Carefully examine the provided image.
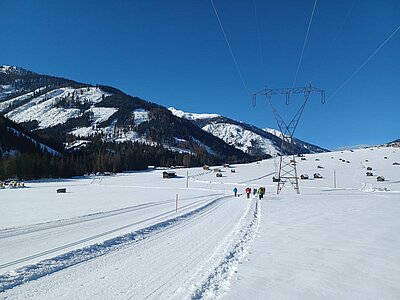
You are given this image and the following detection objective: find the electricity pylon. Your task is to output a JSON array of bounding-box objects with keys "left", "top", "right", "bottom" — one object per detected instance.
[{"left": 253, "top": 82, "right": 325, "bottom": 194}]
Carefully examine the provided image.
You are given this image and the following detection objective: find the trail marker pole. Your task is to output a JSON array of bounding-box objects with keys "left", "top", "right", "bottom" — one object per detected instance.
[
  {"left": 176, "top": 194, "right": 179, "bottom": 212},
  {"left": 334, "top": 170, "right": 337, "bottom": 189},
  {"left": 253, "top": 82, "right": 325, "bottom": 194}
]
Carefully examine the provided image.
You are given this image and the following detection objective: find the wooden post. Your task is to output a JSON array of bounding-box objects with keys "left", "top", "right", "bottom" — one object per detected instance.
[{"left": 176, "top": 194, "right": 178, "bottom": 212}]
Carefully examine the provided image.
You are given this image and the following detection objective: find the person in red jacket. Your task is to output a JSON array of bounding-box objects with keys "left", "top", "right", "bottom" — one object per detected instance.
[{"left": 245, "top": 187, "right": 251, "bottom": 199}]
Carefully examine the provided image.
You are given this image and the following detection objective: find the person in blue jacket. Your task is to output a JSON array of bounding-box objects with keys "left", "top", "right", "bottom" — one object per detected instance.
[{"left": 233, "top": 187, "right": 238, "bottom": 197}]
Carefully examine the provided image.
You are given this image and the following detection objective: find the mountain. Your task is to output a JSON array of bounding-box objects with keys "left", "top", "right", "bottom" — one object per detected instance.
[
  {"left": 387, "top": 139, "right": 400, "bottom": 147},
  {"left": 168, "top": 107, "right": 327, "bottom": 157},
  {"left": 0, "top": 66, "right": 249, "bottom": 164},
  {"left": 0, "top": 114, "right": 61, "bottom": 158}
]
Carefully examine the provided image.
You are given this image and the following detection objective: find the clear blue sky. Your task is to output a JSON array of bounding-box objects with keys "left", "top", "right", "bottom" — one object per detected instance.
[{"left": 1, "top": 0, "right": 399, "bottom": 149}]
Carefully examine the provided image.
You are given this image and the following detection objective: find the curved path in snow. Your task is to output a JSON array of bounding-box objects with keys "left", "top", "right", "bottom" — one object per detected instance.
[{"left": 1, "top": 194, "right": 260, "bottom": 299}]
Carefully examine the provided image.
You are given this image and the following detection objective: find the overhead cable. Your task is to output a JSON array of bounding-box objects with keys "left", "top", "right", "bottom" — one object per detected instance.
[
  {"left": 292, "top": 0, "right": 318, "bottom": 88},
  {"left": 210, "top": 0, "right": 251, "bottom": 96},
  {"left": 328, "top": 24, "right": 400, "bottom": 101}
]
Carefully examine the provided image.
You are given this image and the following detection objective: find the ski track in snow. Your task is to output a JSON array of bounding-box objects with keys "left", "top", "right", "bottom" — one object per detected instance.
[
  {"left": 0, "top": 195, "right": 224, "bottom": 273},
  {"left": 0, "top": 193, "right": 221, "bottom": 239},
  {"left": 0, "top": 196, "right": 230, "bottom": 292},
  {"left": 191, "top": 199, "right": 261, "bottom": 299}
]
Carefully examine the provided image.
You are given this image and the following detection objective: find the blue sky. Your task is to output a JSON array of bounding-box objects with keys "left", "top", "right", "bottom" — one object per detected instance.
[{"left": 1, "top": 0, "right": 399, "bottom": 149}]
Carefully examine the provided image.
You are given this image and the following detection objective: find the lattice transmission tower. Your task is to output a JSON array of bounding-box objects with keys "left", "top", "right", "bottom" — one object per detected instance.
[{"left": 253, "top": 82, "right": 325, "bottom": 194}]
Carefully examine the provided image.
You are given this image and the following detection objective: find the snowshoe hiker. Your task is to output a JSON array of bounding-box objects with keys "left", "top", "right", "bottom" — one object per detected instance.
[
  {"left": 245, "top": 187, "right": 251, "bottom": 199},
  {"left": 233, "top": 187, "right": 238, "bottom": 197},
  {"left": 257, "top": 187, "right": 265, "bottom": 200}
]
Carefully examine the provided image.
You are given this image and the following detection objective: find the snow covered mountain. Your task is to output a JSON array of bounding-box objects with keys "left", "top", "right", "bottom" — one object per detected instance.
[
  {"left": 0, "top": 66, "right": 248, "bottom": 161},
  {"left": 387, "top": 138, "right": 400, "bottom": 147},
  {"left": 169, "top": 107, "right": 327, "bottom": 157},
  {"left": 0, "top": 114, "right": 61, "bottom": 158}
]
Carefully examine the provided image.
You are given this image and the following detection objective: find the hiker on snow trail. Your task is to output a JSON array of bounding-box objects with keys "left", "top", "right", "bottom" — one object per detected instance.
[
  {"left": 233, "top": 187, "right": 238, "bottom": 197},
  {"left": 245, "top": 187, "right": 251, "bottom": 199},
  {"left": 257, "top": 187, "right": 265, "bottom": 200}
]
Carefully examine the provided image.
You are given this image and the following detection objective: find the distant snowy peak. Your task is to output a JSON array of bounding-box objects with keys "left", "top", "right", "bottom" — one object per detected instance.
[
  {"left": 264, "top": 128, "right": 284, "bottom": 138},
  {"left": 171, "top": 107, "right": 327, "bottom": 156},
  {"left": 168, "top": 107, "right": 220, "bottom": 121},
  {"left": 0, "top": 65, "right": 33, "bottom": 75},
  {"left": 203, "top": 123, "right": 279, "bottom": 156}
]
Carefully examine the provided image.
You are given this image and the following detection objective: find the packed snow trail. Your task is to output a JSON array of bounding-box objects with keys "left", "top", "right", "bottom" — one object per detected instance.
[
  {"left": 1, "top": 195, "right": 259, "bottom": 298},
  {"left": 0, "top": 194, "right": 222, "bottom": 272}
]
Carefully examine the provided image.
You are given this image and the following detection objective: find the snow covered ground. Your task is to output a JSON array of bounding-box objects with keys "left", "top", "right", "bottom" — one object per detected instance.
[{"left": 0, "top": 147, "right": 399, "bottom": 299}]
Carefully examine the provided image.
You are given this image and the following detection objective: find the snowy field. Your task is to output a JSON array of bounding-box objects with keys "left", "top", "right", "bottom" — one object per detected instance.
[{"left": 1, "top": 147, "right": 400, "bottom": 299}]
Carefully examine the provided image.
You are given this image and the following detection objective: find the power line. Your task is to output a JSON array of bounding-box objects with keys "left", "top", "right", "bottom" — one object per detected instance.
[
  {"left": 328, "top": 24, "right": 400, "bottom": 101},
  {"left": 292, "top": 0, "right": 318, "bottom": 88},
  {"left": 209, "top": 0, "right": 251, "bottom": 96},
  {"left": 253, "top": 0, "right": 265, "bottom": 72},
  {"left": 330, "top": 0, "right": 357, "bottom": 48}
]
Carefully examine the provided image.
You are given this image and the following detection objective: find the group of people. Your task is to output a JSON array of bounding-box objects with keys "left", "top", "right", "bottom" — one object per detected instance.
[{"left": 232, "top": 186, "right": 266, "bottom": 199}]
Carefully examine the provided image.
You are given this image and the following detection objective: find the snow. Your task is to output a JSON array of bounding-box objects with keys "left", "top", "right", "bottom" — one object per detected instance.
[
  {"left": 264, "top": 127, "right": 283, "bottom": 138},
  {"left": 192, "top": 137, "right": 216, "bottom": 155},
  {"left": 203, "top": 122, "right": 280, "bottom": 156},
  {"left": 169, "top": 107, "right": 220, "bottom": 120},
  {"left": 5, "top": 87, "right": 111, "bottom": 129},
  {"left": 87, "top": 107, "right": 118, "bottom": 124},
  {"left": 64, "top": 140, "right": 91, "bottom": 151},
  {"left": 0, "top": 87, "right": 46, "bottom": 112},
  {"left": 0, "top": 84, "right": 20, "bottom": 101},
  {"left": 133, "top": 108, "right": 149, "bottom": 125},
  {"left": 1, "top": 146, "right": 400, "bottom": 299},
  {"left": 0, "top": 65, "right": 20, "bottom": 74}
]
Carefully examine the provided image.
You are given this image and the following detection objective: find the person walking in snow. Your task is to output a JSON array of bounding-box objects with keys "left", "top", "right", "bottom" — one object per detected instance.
[
  {"left": 233, "top": 187, "right": 238, "bottom": 197},
  {"left": 257, "top": 187, "right": 265, "bottom": 200},
  {"left": 245, "top": 187, "right": 251, "bottom": 199},
  {"left": 253, "top": 188, "right": 257, "bottom": 196}
]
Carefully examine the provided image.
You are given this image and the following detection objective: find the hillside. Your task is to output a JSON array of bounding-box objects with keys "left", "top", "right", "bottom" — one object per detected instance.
[
  {"left": 169, "top": 107, "right": 327, "bottom": 156},
  {"left": 0, "top": 66, "right": 250, "bottom": 164},
  {"left": 0, "top": 114, "right": 61, "bottom": 158}
]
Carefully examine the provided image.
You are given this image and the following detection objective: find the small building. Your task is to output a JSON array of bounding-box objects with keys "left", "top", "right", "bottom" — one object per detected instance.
[
  {"left": 367, "top": 167, "right": 373, "bottom": 171},
  {"left": 223, "top": 163, "right": 230, "bottom": 168},
  {"left": 301, "top": 157, "right": 306, "bottom": 161},
  {"left": 216, "top": 172, "right": 222, "bottom": 177},
  {"left": 313, "top": 173, "right": 323, "bottom": 179},
  {"left": 377, "top": 176, "right": 385, "bottom": 182},
  {"left": 163, "top": 171, "right": 176, "bottom": 179},
  {"left": 384, "top": 157, "right": 388, "bottom": 159},
  {"left": 346, "top": 160, "right": 350, "bottom": 163},
  {"left": 230, "top": 169, "right": 236, "bottom": 173},
  {"left": 317, "top": 165, "right": 324, "bottom": 169},
  {"left": 300, "top": 174, "right": 309, "bottom": 180},
  {"left": 213, "top": 168, "right": 222, "bottom": 173},
  {"left": 57, "top": 188, "right": 67, "bottom": 193},
  {"left": 272, "top": 176, "right": 280, "bottom": 182},
  {"left": 315, "top": 158, "right": 320, "bottom": 161},
  {"left": 393, "top": 162, "right": 400, "bottom": 166},
  {"left": 366, "top": 172, "right": 373, "bottom": 176},
  {"left": 203, "top": 165, "right": 210, "bottom": 170}
]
